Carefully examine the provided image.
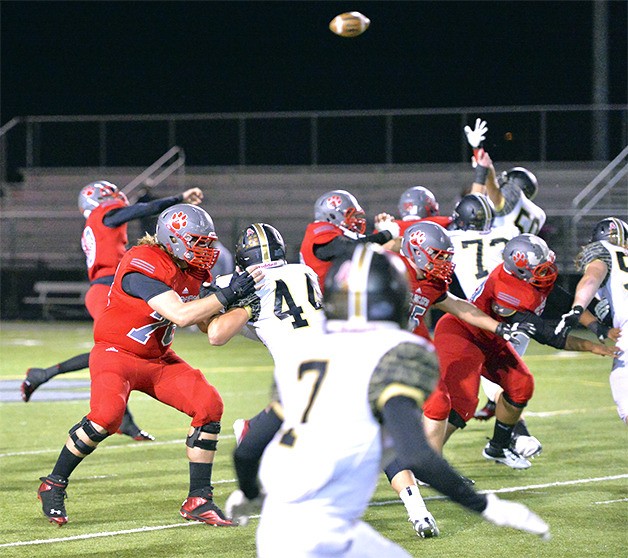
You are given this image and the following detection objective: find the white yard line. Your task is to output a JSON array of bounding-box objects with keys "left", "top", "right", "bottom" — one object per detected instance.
[{"left": 1, "top": 474, "right": 626, "bottom": 548}]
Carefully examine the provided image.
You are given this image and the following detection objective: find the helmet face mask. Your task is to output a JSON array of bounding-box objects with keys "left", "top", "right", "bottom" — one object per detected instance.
[
  {"left": 398, "top": 186, "right": 439, "bottom": 219},
  {"left": 452, "top": 194, "right": 494, "bottom": 231},
  {"left": 235, "top": 223, "right": 286, "bottom": 269},
  {"left": 498, "top": 167, "right": 539, "bottom": 201},
  {"left": 502, "top": 233, "right": 557, "bottom": 288},
  {"left": 401, "top": 222, "right": 455, "bottom": 284},
  {"left": 78, "top": 180, "right": 128, "bottom": 216},
  {"left": 314, "top": 190, "right": 366, "bottom": 234},
  {"left": 590, "top": 217, "right": 628, "bottom": 247},
  {"left": 324, "top": 243, "right": 410, "bottom": 327},
  {"left": 155, "top": 204, "right": 220, "bottom": 270}
]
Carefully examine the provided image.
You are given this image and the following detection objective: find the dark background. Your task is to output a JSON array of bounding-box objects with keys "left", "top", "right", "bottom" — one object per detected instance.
[{"left": 2, "top": 0, "right": 627, "bottom": 123}]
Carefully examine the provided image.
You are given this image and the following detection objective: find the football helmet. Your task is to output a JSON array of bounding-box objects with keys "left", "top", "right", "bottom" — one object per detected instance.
[
  {"left": 590, "top": 217, "right": 628, "bottom": 247},
  {"left": 498, "top": 167, "right": 539, "bottom": 201},
  {"left": 155, "top": 204, "right": 220, "bottom": 270},
  {"left": 451, "top": 194, "right": 494, "bottom": 231},
  {"left": 78, "top": 180, "right": 128, "bottom": 217},
  {"left": 398, "top": 186, "right": 439, "bottom": 219},
  {"left": 401, "top": 221, "right": 455, "bottom": 284},
  {"left": 502, "top": 234, "right": 557, "bottom": 287},
  {"left": 324, "top": 243, "right": 410, "bottom": 327},
  {"left": 235, "top": 223, "right": 286, "bottom": 269},
  {"left": 314, "top": 190, "right": 367, "bottom": 234}
]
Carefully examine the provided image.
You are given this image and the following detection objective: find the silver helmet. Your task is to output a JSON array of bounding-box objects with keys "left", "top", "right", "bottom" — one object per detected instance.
[
  {"left": 155, "top": 204, "right": 220, "bottom": 270},
  {"left": 401, "top": 221, "right": 455, "bottom": 284},
  {"left": 398, "top": 186, "right": 439, "bottom": 219},
  {"left": 314, "top": 190, "right": 366, "bottom": 234},
  {"left": 78, "top": 180, "right": 128, "bottom": 217},
  {"left": 498, "top": 167, "right": 539, "bottom": 201},
  {"left": 502, "top": 234, "right": 557, "bottom": 287}
]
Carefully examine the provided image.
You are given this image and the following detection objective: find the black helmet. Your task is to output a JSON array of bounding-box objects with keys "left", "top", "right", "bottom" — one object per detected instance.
[
  {"left": 590, "top": 217, "right": 628, "bottom": 247},
  {"left": 451, "top": 194, "right": 494, "bottom": 231},
  {"left": 235, "top": 223, "right": 286, "bottom": 269},
  {"left": 323, "top": 243, "right": 410, "bottom": 327},
  {"left": 498, "top": 167, "right": 539, "bottom": 201}
]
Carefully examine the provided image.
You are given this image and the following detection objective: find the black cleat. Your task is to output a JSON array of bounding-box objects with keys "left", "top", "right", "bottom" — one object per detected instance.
[
  {"left": 21, "top": 368, "right": 49, "bottom": 402},
  {"left": 116, "top": 413, "right": 155, "bottom": 441},
  {"left": 38, "top": 476, "right": 68, "bottom": 525}
]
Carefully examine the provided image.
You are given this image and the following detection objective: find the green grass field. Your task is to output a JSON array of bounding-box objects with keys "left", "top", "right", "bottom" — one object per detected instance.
[{"left": 1, "top": 321, "right": 626, "bottom": 558}]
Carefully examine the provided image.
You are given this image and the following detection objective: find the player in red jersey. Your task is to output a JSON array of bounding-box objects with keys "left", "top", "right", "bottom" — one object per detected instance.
[
  {"left": 36, "top": 204, "right": 260, "bottom": 526},
  {"left": 385, "top": 220, "right": 535, "bottom": 537},
  {"left": 424, "top": 234, "right": 620, "bottom": 469},
  {"left": 21, "top": 181, "right": 205, "bottom": 439},
  {"left": 395, "top": 185, "right": 453, "bottom": 236},
  {"left": 300, "top": 189, "right": 400, "bottom": 291}
]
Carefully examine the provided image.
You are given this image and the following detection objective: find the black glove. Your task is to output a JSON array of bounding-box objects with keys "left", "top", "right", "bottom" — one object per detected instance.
[
  {"left": 215, "top": 271, "right": 255, "bottom": 307},
  {"left": 199, "top": 281, "right": 218, "bottom": 299},
  {"left": 496, "top": 321, "right": 537, "bottom": 344},
  {"left": 587, "top": 320, "right": 611, "bottom": 341},
  {"left": 554, "top": 305, "right": 584, "bottom": 336},
  {"left": 593, "top": 298, "right": 610, "bottom": 323}
]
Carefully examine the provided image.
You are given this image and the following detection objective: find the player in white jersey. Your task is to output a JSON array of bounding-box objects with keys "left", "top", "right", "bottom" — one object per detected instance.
[
  {"left": 556, "top": 217, "right": 628, "bottom": 424},
  {"left": 203, "top": 223, "right": 326, "bottom": 505},
  {"left": 464, "top": 118, "right": 546, "bottom": 235},
  {"left": 448, "top": 193, "right": 520, "bottom": 300},
  {"left": 231, "top": 244, "right": 550, "bottom": 556}
]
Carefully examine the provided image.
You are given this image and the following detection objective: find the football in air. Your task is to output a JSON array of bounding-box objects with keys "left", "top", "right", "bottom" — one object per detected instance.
[{"left": 329, "top": 12, "right": 370, "bottom": 38}]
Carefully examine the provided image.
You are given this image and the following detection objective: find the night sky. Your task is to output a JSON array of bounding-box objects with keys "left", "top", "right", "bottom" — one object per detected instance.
[{"left": 2, "top": 1, "right": 626, "bottom": 124}]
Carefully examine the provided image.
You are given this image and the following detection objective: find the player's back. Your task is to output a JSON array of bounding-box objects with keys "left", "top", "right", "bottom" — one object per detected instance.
[
  {"left": 260, "top": 326, "right": 425, "bottom": 515},
  {"left": 493, "top": 186, "right": 546, "bottom": 235}
]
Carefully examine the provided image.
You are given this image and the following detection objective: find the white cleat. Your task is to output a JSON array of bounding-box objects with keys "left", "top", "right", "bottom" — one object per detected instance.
[
  {"left": 409, "top": 513, "right": 440, "bottom": 538},
  {"left": 513, "top": 435, "right": 542, "bottom": 459},
  {"left": 483, "top": 443, "right": 531, "bottom": 469}
]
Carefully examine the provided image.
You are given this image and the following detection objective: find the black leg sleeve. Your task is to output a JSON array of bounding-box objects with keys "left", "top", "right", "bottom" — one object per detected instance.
[
  {"left": 234, "top": 407, "right": 282, "bottom": 500},
  {"left": 382, "top": 396, "right": 487, "bottom": 513}
]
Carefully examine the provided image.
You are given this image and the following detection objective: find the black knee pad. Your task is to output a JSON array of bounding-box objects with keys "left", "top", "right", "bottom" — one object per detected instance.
[
  {"left": 68, "top": 416, "right": 109, "bottom": 455},
  {"left": 383, "top": 458, "right": 405, "bottom": 483},
  {"left": 502, "top": 392, "right": 527, "bottom": 409},
  {"left": 186, "top": 421, "right": 221, "bottom": 451},
  {"left": 448, "top": 409, "right": 467, "bottom": 430}
]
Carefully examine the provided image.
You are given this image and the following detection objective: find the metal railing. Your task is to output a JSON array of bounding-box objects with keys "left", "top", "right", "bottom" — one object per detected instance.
[{"left": 1, "top": 105, "right": 627, "bottom": 178}]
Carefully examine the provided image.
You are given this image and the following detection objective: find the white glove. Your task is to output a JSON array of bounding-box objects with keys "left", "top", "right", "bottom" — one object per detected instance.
[
  {"left": 375, "top": 219, "right": 400, "bottom": 239},
  {"left": 225, "top": 489, "right": 265, "bottom": 526},
  {"left": 464, "top": 118, "right": 488, "bottom": 148},
  {"left": 554, "top": 305, "right": 584, "bottom": 336},
  {"left": 482, "top": 494, "right": 550, "bottom": 540}
]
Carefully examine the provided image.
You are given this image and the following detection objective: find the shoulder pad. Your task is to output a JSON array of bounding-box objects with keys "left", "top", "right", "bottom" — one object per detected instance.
[{"left": 368, "top": 342, "right": 439, "bottom": 420}]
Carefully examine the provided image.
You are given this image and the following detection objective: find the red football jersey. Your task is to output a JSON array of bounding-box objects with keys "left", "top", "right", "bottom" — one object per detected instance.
[
  {"left": 463, "top": 263, "right": 554, "bottom": 343},
  {"left": 81, "top": 200, "right": 129, "bottom": 281},
  {"left": 299, "top": 221, "right": 345, "bottom": 291},
  {"left": 94, "top": 244, "right": 204, "bottom": 358},
  {"left": 399, "top": 254, "right": 448, "bottom": 340}
]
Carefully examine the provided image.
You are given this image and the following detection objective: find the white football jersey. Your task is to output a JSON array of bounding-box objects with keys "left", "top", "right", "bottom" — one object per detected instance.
[
  {"left": 493, "top": 183, "right": 546, "bottom": 234},
  {"left": 259, "top": 326, "right": 433, "bottom": 516},
  {"left": 590, "top": 241, "right": 628, "bottom": 329},
  {"left": 448, "top": 224, "right": 520, "bottom": 299},
  {"left": 215, "top": 262, "right": 326, "bottom": 358}
]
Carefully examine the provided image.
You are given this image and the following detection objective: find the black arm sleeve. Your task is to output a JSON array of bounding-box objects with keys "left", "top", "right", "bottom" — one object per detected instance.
[
  {"left": 313, "top": 231, "right": 393, "bottom": 261},
  {"left": 506, "top": 310, "right": 567, "bottom": 349},
  {"left": 381, "top": 396, "right": 487, "bottom": 513},
  {"left": 103, "top": 195, "right": 183, "bottom": 227},
  {"left": 121, "top": 272, "right": 172, "bottom": 301}
]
